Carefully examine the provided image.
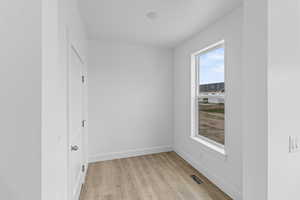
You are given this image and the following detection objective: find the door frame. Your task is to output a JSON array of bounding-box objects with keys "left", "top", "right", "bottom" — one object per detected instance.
[{"left": 66, "top": 28, "right": 87, "bottom": 200}]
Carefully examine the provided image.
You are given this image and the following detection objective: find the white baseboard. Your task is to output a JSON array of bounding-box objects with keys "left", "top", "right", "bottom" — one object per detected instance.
[
  {"left": 174, "top": 148, "right": 243, "bottom": 200},
  {"left": 89, "top": 145, "right": 173, "bottom": 163}
]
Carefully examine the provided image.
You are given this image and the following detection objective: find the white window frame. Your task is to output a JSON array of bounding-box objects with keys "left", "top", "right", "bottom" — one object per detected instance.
[{"left": 190, "top": 40, "right": 227, "bottom": 156}]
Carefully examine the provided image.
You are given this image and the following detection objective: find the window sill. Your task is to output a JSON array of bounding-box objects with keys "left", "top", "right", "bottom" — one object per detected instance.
[{"left": 190, "top": 136, "right": 227, "bottom": 159}]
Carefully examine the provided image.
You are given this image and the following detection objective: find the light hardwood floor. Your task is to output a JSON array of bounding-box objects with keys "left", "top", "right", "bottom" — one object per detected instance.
[{"left": 80, "top": 152, "right": 232, "bottom": 200}]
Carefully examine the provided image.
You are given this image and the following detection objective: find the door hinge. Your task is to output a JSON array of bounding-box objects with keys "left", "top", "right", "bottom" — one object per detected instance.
[
  {"left": 82, "top": 120, "right": 86, "bottom": 128},
  {"left": 82, "top": 75, "right": 85, "bottom": 83}
]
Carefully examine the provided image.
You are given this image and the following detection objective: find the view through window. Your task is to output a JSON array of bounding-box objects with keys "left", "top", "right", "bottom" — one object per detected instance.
[{"left": 196, "top": 43, "right": 225, "bottom": 145}]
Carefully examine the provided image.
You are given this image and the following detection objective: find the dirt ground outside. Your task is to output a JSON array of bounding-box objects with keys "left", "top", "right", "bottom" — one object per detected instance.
[{"left": 198, "top": 103, "right": 224, "bottom": 145}]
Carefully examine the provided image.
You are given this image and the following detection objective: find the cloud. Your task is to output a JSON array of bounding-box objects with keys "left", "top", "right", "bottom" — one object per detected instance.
[
  {"left": 212, "top": 64, "right": 224, "bottom": 73},
  {"left": 204, "top": 47, "right": 224, "bottom": 61},
  {"left": 207, "top": 53, "right": 224, "bottom": 61}
]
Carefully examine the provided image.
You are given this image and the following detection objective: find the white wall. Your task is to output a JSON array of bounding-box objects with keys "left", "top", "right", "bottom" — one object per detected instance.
[
  {"left": 243, "top": 1, "right": 300, "bottom": 199},
  {"left": 0, "top": 1, "right": 41, "bottom": 200},
  {"left": 242, "top": 0, "right": 268, "bottom": 199},
  {"left": 173, "top": 8, "right": 243, "bottom": 199},
  {"left": 88, "top": 41, "right": 173, "bottom": 162},
  {"left": 268, "top": 1, "right": 300, "bottom": 199},
  {"left": 42, "top": 0, "right": 87, "bottom": 200},
  {"left": 243, "top": 0, "right": 300, "bottom": 200},
  {"left": 0, "top": 1, "right": 87, "bottom": 199}
]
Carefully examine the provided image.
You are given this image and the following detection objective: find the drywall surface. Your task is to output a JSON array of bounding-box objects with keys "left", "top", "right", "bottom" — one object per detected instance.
[
  {"left": 268, "top": 0, "right": 300, "bottom": 199},
  {"left": 243, "top": 1, "right": 300, "bottom": 199},
  {"left": 88, "top": 41, "right": 173, "bottom": 161},
  {"left": 0, "top": 1, "right": 41, "bottom": 200},
  {"left": 242, "top": 0, "right": 268, "bottom": 199},
  {"left": 42, "top": 0, "right": 87, "bottom": 200},
  {"left": 173, "top": 8, "right": 243, "bottom": 199}
]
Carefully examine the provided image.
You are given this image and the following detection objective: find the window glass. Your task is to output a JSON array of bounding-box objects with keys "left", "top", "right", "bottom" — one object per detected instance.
[{"left": 196, "top": 45, "right": 225, "bottom": 145}]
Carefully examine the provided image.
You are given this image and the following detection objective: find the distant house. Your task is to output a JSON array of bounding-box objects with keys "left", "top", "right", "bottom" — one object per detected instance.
[
  {"left": 199, "top": 82, "right": 225, "bottom": 104},
  {"left": 200, "top": 82, "right": 225, "bottom": 93}
]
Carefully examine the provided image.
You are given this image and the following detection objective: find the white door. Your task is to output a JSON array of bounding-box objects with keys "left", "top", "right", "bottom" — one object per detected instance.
[{"left": 68, "top": 45, "right": 84, "bottom": 200}]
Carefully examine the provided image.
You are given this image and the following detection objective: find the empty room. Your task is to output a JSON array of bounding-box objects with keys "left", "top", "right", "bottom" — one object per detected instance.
[{"left": 1, "top": 0, "right": 300, "bottom": 200}]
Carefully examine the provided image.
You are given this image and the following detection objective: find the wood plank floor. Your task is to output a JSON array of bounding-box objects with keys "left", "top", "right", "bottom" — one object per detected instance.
[{"left": 80, "top": 152, "right": 232, "bottom": 200}]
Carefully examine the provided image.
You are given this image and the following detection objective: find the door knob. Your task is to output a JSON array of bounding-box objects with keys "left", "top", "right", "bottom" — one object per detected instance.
[{"left": 71, "top": 145, "right": 79, "bottom": 151}]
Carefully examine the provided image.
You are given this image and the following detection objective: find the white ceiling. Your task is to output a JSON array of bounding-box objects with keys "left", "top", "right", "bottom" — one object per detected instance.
[{"left": 79, "top": 0, "right": 242, "bottom": 47}]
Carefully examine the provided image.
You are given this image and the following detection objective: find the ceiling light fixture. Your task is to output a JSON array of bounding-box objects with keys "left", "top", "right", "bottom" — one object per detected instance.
[{"left": 146, "top": 11, "right": 158, "bottom": 20}]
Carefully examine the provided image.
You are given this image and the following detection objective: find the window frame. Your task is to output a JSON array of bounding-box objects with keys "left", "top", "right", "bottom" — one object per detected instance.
[{"left": 190, "top": 40, "right": 227, "bottom": 155}]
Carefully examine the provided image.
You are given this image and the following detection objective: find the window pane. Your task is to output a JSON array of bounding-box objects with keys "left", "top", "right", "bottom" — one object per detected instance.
[{"left": 197, "top": 46, "right": 225, "bottom": 145}]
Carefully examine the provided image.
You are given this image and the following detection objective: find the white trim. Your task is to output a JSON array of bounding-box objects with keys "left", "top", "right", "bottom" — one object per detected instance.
[
  {"left": 190, "top": 40, "right": 227, "bottom": 154},
  {"left": 82, "top": 163, "right": 89, "bottom": 183},
  {"left": 73, "top": 180, "right": 82, "bottom": 200},
  {"left": 190, "top": 136, "right": 226, "bottom": 157},
  {"left": 71, "top": 45, "right": 84, "bottom": 64},
  {"left": 89, "top": 145, "right": 173, "bottom": 163},
  {"left": 67, "top": 27, "right": 87, "bottom": 200},
  {"left": 174, "top": 148, "right": 242, "bottom": 200},
  {"left": 76, "top": 163, "right": 89, "bottom": 200},
  {"left": 191, "top": 40, "right": 225, "bottom": 56}
]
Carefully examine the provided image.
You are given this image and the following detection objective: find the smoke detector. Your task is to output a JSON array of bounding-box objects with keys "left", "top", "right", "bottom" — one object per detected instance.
[{"left": 146, "top": 11, "right": 158, "bottom": 20}]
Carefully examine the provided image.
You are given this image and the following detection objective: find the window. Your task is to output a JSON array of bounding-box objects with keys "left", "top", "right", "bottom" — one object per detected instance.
[{"left": 192, "top": 41, "right": 225, "bottom": 148}]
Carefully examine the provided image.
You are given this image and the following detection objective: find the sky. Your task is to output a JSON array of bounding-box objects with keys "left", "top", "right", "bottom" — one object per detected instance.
[{"left": 197, "top": 47, "right": 224, "bottom": 85}]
